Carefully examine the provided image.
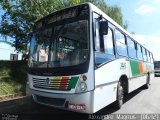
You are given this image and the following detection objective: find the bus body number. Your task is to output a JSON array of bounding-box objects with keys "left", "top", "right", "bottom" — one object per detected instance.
[{"left": 120, "top": 62, "right": 126, "bottom": 70}]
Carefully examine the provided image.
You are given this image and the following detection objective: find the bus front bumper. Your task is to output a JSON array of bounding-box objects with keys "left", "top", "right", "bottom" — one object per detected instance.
[{"left": 29, "top": 88, "right": 94, "bottom": 114}]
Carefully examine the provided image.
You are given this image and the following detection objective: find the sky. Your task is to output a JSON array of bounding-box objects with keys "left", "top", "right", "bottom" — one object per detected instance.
[
  {"left": 0, "top": 0, "right": 160, "bottom": 60},
  {"left": 105, "top": 0, "right": 160, "bottom": 61}
]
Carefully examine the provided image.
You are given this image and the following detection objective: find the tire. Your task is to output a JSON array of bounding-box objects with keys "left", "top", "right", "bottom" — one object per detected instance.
[
  {"left": 115, "top": 81, "right": 124, "bottom": 109},
  {"left": 144, "top": 74, "right": 150, "bottom": 89}
]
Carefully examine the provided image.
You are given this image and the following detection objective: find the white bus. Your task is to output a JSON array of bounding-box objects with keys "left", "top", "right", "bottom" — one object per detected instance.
[{"left": 27, "top": 3, "right": 154, "bottom": 114}]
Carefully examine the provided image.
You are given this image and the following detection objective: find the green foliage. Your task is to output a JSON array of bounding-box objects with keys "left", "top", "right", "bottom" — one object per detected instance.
[
  {"left": 0, "top": 61, "right": 27, "bottom": 84},
  {"left": 0, "top": 78, "right": 23, "bottom": 96},
  {"left": 0, "top": 0, "right": 127, "bottom": 53},
  {"left": 0, "top": 61, "right": 27, "bottom": 95}
]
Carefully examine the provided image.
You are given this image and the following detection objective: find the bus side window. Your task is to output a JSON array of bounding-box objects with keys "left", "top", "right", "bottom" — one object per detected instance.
[
  {"left": 145, "top": 50, "right": 148, "bottom": 62},
  {"left": 147, "top": 51, "right": 150, "bottom": 62},
  {"left": 142, "top": 47, "right": 147, "bottom": 61},
  {"left": 104, "top": 28, "right": 114, "bottom": 55},
  {"left": 93, "top": 13, "right": 115, "bottom": 66},
  {"left": 137, "top": 44, "right": 143, "bottom": 60},
  {"left": 127, "top": 37, "right": 137, "bottom": 59},
  {"left": 115, "top": 29, "right": 128, "bottom": 57},
  {"left": 149, "top": 52, "right": 151, "bottom": 63},
  {"left": 94, "top": 26, "right": 115, "bottom": 66},
  {"left": 95, "top": 19, "right": 100, "bottom": 51},
  {"left": 150, "top": 53, "right": 154, "bottom": 63}
]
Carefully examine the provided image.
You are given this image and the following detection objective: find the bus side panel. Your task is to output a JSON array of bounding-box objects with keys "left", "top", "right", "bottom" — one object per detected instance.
[
  {"left": 93, "top": 83, "right": 117, "bottom": 113},
  {"left": 93, "top": 58, "right": 129, "bottom": 112},
  {"left": 128, "top": 61, "right": 154, "bottom": 93},
  {"left": 149, "top": 62, "right": 155, "bottom": 80},
  {"left": 128, "top": 76, "right": 146, "bottom": 93}
]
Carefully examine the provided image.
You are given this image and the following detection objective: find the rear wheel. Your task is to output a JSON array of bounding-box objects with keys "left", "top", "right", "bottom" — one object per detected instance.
[
  {"left": 144, "top": 74, "right": 150, "bottom": 89},
  {"left": 115, "top": 81, "right": 124, "bottom": 109}
]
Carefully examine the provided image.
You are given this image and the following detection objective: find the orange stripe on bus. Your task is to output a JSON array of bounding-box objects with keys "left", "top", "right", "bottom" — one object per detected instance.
[{"left": 138, "top": 62, "right": 144, "bottom": 73}]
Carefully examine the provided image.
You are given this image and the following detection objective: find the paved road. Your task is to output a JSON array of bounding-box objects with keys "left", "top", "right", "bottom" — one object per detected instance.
[{"left": 0, "top": 77, "right": 160, "bottom": 120}]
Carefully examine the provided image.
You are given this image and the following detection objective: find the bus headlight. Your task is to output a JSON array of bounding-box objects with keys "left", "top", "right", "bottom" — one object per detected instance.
[
  {"left": 80, "top": 82, "right": 87, "bottom": 91},
  {"left": 75, "top": 81, "right": 87, "bottom": 93}
]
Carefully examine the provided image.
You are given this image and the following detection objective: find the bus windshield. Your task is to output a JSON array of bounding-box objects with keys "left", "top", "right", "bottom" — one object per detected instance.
[{"left": 29, "top": 20, "right": 89, "bottom": 68}]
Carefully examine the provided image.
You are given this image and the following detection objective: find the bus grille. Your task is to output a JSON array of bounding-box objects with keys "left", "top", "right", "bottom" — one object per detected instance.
[
  {"left": 32, "top": 76, "right": 79, "bottom": 90},
  {"left": 35, "top": 95, "right": 66, "bottom": 106}
]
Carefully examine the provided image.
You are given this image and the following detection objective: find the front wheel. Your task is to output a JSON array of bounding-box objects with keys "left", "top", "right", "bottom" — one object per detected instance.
[{"left": 115, "top": 81, "right": 124, "bottom": 109}]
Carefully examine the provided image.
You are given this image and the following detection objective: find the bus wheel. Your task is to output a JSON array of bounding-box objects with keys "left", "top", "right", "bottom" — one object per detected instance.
[
  {"left": 115, "top": 81, "right": 124, "bottom": 109},
  {"left": 144, "top": 74, "right": 150, "bottom": 89}
]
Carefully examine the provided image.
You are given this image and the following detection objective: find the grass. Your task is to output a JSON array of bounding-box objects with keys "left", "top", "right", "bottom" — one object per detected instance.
[
  {"left": 0, "top": 77, "right": 23, "bottom": 96},
  {"left": 0, "top": 61, "right": 27, "bottom": 96}
]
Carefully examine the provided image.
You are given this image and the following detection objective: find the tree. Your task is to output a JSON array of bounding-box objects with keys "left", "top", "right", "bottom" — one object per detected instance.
[{"left": 0, "top": 0, "right": 127, "bottom": 53}]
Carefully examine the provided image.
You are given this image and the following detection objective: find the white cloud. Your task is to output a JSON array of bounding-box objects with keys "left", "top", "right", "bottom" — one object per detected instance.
[
  {"left": 155, "top": 0, "right": 160, "bottom": 3},
  {"left": 135, "top": 5, "right": 156, "bottom": 15},
  {"left": 134, "top": 35, "right": 160, "bottom": 61}
]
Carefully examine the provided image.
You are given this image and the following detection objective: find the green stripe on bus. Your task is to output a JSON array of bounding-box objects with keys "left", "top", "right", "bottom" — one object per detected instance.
[
  {"left": 130, "top": 60, "right": 140, "bottom": 76},
  {"left": 68, "top": 77, "right": 79, "bottom": 89}
]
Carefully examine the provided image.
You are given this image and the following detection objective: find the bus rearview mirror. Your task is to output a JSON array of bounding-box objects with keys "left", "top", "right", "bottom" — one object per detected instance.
[
  {"left": 99, "top": 21, "right": 108, "bottom": 52},
  {"left": 99, "top": 21, "right": 108, "bottom": 35}
]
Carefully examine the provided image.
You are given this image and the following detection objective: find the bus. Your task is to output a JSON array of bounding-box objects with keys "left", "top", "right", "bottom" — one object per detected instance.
[
  {"left": 27, "top": 2, "right": 154, "bottom": 114},
  {"left": 154, "top": 61, "right": 160, "bottom": 77}
]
